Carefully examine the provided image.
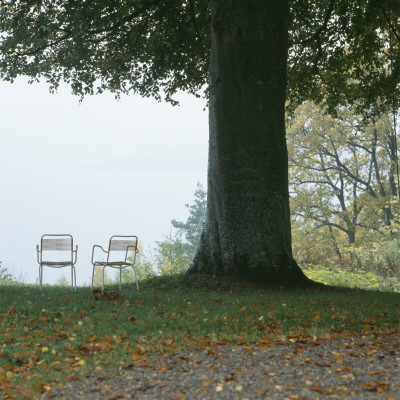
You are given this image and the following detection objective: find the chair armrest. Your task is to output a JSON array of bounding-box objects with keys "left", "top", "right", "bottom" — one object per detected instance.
[
  {"left": 36, "top": 245, "right": 41, "bottom": 264},
  {"left": 91, "top": 245, "right": 108, "bottom": 264},
  {"left": 73, "top": 245, "right": 78, "bottom": 265}
]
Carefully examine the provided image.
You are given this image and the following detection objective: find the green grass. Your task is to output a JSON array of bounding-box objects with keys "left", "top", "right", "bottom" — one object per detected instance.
[
  {"left": 0, "top": 274, "right": 400, "bottom": 397},
  {"left": 303, "top": 264, "right": 400, "bottom": 292}
]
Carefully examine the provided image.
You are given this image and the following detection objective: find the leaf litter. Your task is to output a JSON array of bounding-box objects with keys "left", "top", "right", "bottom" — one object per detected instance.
[{"left": 0, "top": 277, "right": 399, "bottom": 398}]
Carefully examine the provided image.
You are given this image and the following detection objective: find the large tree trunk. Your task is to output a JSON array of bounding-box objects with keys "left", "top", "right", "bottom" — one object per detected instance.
[{"left": 187, "top": 0, "right": 311, "bottom": 285}]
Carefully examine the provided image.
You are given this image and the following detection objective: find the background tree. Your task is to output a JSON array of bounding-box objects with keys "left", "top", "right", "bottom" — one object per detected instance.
[
  {"left": 156, "top": 232, "right": 193, "bottom": 275},
  {"left": 288, "top": 101, "right": 399, "bottom": 270},
  {"left": 1, "top": 0, "right": 399, "bottom": 285},
  {"left": 121, "top": 243, "right": 156, "bottom": 283},
  {"left": 55, "top": 274, "right": 70, "bottom": 286},
  {"left": 171, "top": 182, "right": 206, "bottom": 261},
  {"left": 156, "top": 183, "right": 206, "bottom": 274},
  {"left": 92, "top": 267, "right": 113, "bottom": 288}
]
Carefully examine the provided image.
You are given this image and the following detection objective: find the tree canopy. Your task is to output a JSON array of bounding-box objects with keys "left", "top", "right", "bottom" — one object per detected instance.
[
  {"left": 289, "top": 0, "right": 400, "bottom": 113},
  {"left": 1, "top": 0, "right": 399, "bottom": 110}
]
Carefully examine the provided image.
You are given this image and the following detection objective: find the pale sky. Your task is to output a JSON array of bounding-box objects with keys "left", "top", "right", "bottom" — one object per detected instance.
[{"left": 0, "top": 79, "right": 208, "bottom": 285}]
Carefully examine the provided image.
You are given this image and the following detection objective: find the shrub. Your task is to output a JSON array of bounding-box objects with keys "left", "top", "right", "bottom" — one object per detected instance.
[{"left": 0, "top": 262, "right": 15, "bottom": 284}]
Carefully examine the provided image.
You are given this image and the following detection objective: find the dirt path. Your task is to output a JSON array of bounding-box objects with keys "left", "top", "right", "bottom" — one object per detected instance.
[{"left": 43, "top": 334, "right": 400, "bottom": 399}]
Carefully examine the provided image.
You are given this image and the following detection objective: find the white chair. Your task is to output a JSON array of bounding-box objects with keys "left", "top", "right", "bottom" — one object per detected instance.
[
  {"left": 91, "top": 235, "right": 139, "bottom": 291},
  {"left": 36, "top": 234, "right": 77, "bottom": 290}
]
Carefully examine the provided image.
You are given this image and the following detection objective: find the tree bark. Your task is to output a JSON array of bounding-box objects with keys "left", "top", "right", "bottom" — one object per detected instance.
[{"left": 187, "top": 0, "right": 311, "bottom": 285}]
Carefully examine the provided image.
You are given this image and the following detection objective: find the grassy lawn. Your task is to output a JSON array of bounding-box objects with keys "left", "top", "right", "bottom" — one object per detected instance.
[{"left": 1, "top": 274, "right": 400, "bottom": 397}]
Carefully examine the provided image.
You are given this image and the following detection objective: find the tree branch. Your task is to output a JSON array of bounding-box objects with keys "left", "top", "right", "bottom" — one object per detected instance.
[
  {"left": 301, "top": 0, "right": 336, "bottom": 45},
  {"left": 14, "top": 32, "right": 72, "bottom": 57},
  {"left": 84, "top": 0, "right": 163, "bottom": 36},
  {"left": 314, "top": 221, "right": 349, "bottom": 234},
  {"left": 379, "top": 5, "right": 400, "bottom": 44}
]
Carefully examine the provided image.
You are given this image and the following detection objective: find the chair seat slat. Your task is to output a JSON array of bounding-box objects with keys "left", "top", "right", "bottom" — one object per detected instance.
[
  {"left": 94, "top": 261, "right": 132, "bottom": 266},
  {"left": 41, "top": 261, "right": 73, "bottom": 265}
]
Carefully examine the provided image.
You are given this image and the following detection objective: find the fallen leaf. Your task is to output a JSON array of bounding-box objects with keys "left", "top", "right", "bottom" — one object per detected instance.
[
  {"left": 87, "top": 333, "right": 97, "bottom": 342},
  {"left": 131, "top": 353, "right": 142, "bottom": 362},
  {"left": 224, "top": 373, "right": 235, "bottom": 382},
  {"left": 309, "top": 385, "right": 323, "bottom": 394},
  {"left": 315, "top": 362, "right": 331, "bottom": 367},
  {"left": 38, "top": 383, "right": 51, "bottom": 391},
  {"left": 134, "top": 344, "right": 146, "bottom": 355},
  {"left": 121, "top": 300, "right": 130, "bottom": 308},
  {"left": 216, "top": 384, "right": 223, "bottom": 392},
  {"left": 377, "top": 385, "right": 389, "bottom": 393}
]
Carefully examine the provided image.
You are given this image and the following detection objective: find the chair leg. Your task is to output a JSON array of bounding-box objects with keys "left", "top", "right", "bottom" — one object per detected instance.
[
  {"left": 91, "top": 265, "right": 95, "bottom": 290},
  {"left": 39, "top": 266, "right": 42, "bottom": 290},
  {"left": 72, "top": 267, "right": 76, "bottom": 291},
  {"left": 119, "top": 268, "right": 122, "bottom": 291},
  {"left": 102, "top": 267, "right": 105, "bottom": 292},
  {"left": 133, "top": 267, "right": 139, "bottom": 291},
  {"left": 71, "top": 266, "right": 74, "bottom": 290}
]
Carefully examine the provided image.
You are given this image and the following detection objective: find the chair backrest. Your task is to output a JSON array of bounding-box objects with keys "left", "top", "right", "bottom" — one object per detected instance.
[
  {"left": 41, "top": 234, "right": 73, "bottom": 251},
  {"left": 40, "top": 234, "right": 73, "bottom": 262},
  {"left": 108, "top": 235, "right": 138, "bottom": 260}
]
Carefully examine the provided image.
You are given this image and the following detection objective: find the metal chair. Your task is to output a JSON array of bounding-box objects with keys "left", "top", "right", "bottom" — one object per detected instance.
[
  {"left": 36, "top": 234, "right": 77, "bottom": 290},
  {"left": 91, "top": 235, "right": 139, "bottom": 291}
]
